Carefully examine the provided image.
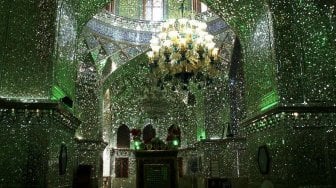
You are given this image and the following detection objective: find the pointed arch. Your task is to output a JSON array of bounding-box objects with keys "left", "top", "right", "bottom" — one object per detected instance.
[
  {"left": 117, "top": 124, "right": 130, "bottom": 148},
  {"left": 167, "top": 124, "right": 181, "bottom": 145},
  {"left": 142, "top": 124, "right": 156, "bottom": 144}
]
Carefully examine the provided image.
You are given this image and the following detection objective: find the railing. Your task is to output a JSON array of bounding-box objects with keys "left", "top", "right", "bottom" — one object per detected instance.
[
  {"left": 93, "top": 10, "right": 220, "bottom": 31},
  {"left": 194, "top": 10, "right": 220, "bottom": 22},
  {"left": 87, "top": 10, "right": 227, "bottom": 45},
  {"left": 93, "top": 10, "right": 163, "bottom": 32}
]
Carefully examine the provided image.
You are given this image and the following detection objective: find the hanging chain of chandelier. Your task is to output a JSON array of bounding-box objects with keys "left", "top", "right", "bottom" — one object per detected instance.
[{"left": 147, "top": 18, "right": 220, "bottom": 90}]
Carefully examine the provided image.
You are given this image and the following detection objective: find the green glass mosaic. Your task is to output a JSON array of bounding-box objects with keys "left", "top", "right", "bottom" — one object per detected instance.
[{"left": 116, "top": 0, "right": 141, "bottom": 19}]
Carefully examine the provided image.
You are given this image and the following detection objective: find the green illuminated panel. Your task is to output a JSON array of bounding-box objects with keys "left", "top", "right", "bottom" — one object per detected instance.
[
  {"left": 51, "top": 86, "right": 66, "bottom": 101},
  {"left": 197, "top": 129, "right": 206, "bottom": 141},
  {"left": 260, "top": 91, "right": 279, "bottom": 111}
]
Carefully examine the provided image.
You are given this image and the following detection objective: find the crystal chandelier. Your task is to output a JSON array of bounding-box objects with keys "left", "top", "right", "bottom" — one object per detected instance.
[{"left": 147, "top": 18, "right": 220, "bottom": 86}]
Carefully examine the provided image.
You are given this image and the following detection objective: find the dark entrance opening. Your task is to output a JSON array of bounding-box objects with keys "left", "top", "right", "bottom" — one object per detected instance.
[{"left": 73, "top": 165, "right": 92, "bottom": 188}]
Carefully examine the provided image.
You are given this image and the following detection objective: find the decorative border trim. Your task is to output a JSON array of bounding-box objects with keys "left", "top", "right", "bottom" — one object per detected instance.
[
  {"left": 75, "top": 139, "right": 108, "bottom": 151},
  {"left": 0, "top": 98, "right": 80, "bottom": 130},
  {"left": 241, "top": 105, "right": 336, "bottom": 127}
]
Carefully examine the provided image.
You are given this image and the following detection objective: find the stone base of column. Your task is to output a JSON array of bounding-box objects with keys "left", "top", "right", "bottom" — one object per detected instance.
[{"left": 74, "top": 139, "right": 108, "bottom": 188}]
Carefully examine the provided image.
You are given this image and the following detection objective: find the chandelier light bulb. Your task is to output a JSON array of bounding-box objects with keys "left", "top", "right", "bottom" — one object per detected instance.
[
  {"left": 211, "top": 48, "right": 219, "bottom": 59},
  {"left": 158, "top": 32, "right": 167, "bottom": 40},
  {"left": 150, "top": 37, "right": 160, "bottom": 45}
]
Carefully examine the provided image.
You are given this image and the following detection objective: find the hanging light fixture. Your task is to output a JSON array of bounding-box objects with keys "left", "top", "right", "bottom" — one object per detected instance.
[{"left": 146, "top": 18, "right": 220, "bottom": 87}]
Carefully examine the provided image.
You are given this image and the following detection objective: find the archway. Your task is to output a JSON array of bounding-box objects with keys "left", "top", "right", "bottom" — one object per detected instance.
[
  {"left": 142, "top": 124, "right": 156, "bottom": 144},
  {"left": 75, "top": 2, "right": 240, "bottom": 188},
  {"left": 72, "top": 1, "right": 275, "bottom": 188},
  {"left": 117, "top": 124, "right": 131, "bottom": 148},
  {"left": 167, "top": 124, "right": 181, "bottom": 147}
]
